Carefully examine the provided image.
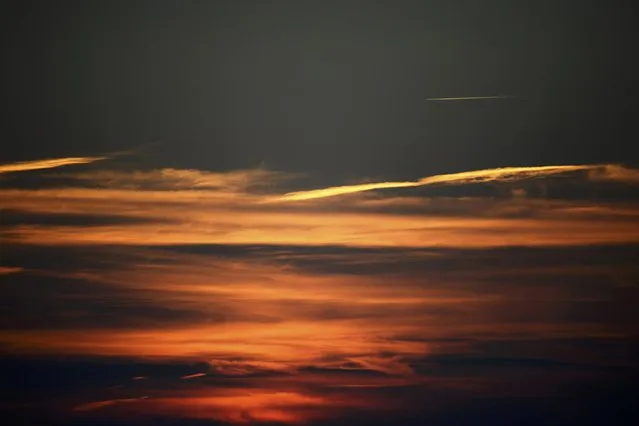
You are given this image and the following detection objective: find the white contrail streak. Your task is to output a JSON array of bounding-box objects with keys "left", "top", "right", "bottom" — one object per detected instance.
[{"left": 426, "top": 95, "right": 514, "bottom": 101}]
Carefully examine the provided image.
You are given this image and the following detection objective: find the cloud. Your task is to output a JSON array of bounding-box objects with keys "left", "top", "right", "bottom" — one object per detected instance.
[
  {"left": 207, "top": 359, "right": 292, "bottom": 376},
  {"left": 2, "top": 158, "right": 638, "bottom": 425},
  {"left": 274, "top": 164, "right": 637, "bottom": 202},
  {"left": 0, "top": 161, "right": 635, "bottom": 236},
  {"left": 4, "top": 213, "right": 637, "bottom": 248},
  {"left": 0, "top": 266, "right": 23, "bottom": 275},
  {"left": 64, "top": 167, "right": 295, "bottom": 191},
  {"left": 588, "top": 164, "right": 639, "bottom": 183},
  {"left": 3, "top": 239, "right": 638, "bottom": 424},
  {"left": 143, "top": 389, "right": 363, "bottom": 424},
  {"left": 2, "top": 243, "right": 635, "bottom": 365},
  {"left": 0, "top": 156, "right": 109, "bottom": 174},
  {"left": 180, "top": 372, "right": 207, "bottom": 380},
  {"left": 1, "top": 162, "right": 638, "bottom": 250},
  {"left": 72, "top": 396, "right": 148, "bottom": 412}
]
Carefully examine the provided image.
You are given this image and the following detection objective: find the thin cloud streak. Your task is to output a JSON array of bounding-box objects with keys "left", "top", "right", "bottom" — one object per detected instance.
[
  {"left": 0, "top": 156, "right": 109, "bottom": 174},
  {"left": 0, "top": 266, "right": 23, "bottom": 275},
  {"left": 5, "top": 215, "right": 638, "bottom": 248},
  {"left": 181, "top": 372, "right": 207, "bottom": 380},
  {"left": 143, "top": 389, "right": 378, "bottom": 425},
  {"left": 65, "top": 167, "right": 295, "bottom": 191},
  {"left": 275, "top": 164, "right": 633, "bottom": 202},
  {"left": 72, "top": 396, "right": 149, "bottom": 412}
]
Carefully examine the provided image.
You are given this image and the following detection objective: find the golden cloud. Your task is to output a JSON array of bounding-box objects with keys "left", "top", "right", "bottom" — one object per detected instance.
[{"left": 0, "top": 156, "right": 109, "bottom": 174}]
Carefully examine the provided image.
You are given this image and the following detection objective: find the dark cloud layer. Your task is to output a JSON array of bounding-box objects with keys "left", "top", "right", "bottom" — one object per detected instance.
[{"left": 2, "top": 234, "right": 638, "bottom": 425}]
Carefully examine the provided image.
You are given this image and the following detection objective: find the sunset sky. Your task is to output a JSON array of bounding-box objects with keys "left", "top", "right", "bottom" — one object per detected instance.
[{"left": 2, "top": 1, "right": 638, "bottom": 425}]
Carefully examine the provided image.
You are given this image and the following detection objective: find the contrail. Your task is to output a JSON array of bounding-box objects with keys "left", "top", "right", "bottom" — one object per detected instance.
[
  {"left": 274, "top": 164, "right": 626, "bottom": 202},
  {"left": 0, "top": 156, "right": 109, "bottom": 174},
  {"left": 426, "top": 95, "right": 514, "bottom": 101}
]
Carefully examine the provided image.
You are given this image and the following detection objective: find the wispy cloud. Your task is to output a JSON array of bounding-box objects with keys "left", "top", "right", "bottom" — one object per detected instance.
[
  {"left": 0, "top": 156, "right": 109, "bottom": 174},
  {"left": 4, "top": 215, "right": 638, "bottom": 248},
  {"left": 180, "top": 372, "right": 207, "bottom": 380},
  {"left": 0, "top": 266, "right": 23, "bottom": 275},
  {"left": 72, "top": 396, "right": 148, "bottom": 412},
  {"left": 588, "top": 164, "right": 639, "bottom": 183},
  {"left": 144, "top": 389, "right": 368, "bottom": 424},
  {"left": 274, "top": 164, "right": 634, "bottom": 202},
  {"left": 2, "top": 243, "right": 634, "bottom": 361},
  {"left": 64, "top": 167, "right": 294, "bottom": 191}
]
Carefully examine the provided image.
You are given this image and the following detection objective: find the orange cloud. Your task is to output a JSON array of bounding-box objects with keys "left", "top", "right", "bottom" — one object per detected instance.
[
  {"left": 4, "top": 214, "right": 638, "bottom": 248},
  {"left": 2, "top": 162, "right": 638, "bottom": 249},
  {"left": 3, "top": 160, "right": 637, "bottom": 425},
  {"left": 0, "top": 156, "right": 109, "bottom": 174},
  {"left": 0, "top": 266, "right": 23, "bottom": 275},
  {"left": 588, "top": 164, "right": 639, "bottom": 183},
  {"left": 0, "top": 319, "right": 427, "bottom": 359},
  {"left": 143, "top": 389, "right": 375, "bottom": 424},
  {"left": 72, "top": 396, "right": 148, "bottom": 412},
  {"left": 180, "top": 372, "right": 207, "bottom": 380},
  {"left": 274, "top": 164, "right": 638, "bottom": 201},
  {"left": 64, "top": 167, "right": 294, "bottom": 191}
]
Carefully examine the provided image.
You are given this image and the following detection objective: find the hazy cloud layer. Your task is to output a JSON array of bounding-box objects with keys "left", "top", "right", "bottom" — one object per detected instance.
[
  {"left": 2, "top": 162, "right": 638, "bottom": 249},
  {"left": 1, "top": 158, "right": 638, "bottom": 425}
]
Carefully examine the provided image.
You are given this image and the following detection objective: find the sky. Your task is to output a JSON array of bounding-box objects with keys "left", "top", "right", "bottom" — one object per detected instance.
[{"left": 1, "top": 1, "right": 638, "bottom": 425}]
